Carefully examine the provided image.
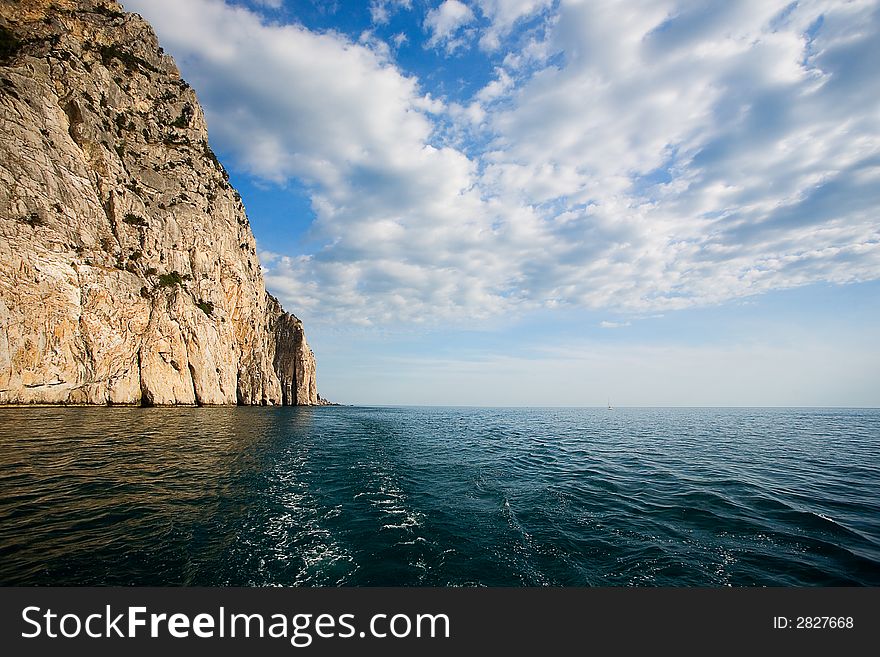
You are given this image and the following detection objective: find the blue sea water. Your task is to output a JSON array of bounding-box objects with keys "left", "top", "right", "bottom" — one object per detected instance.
[{"left": 0, "top": 406, "right": 878, "bottom": 586}]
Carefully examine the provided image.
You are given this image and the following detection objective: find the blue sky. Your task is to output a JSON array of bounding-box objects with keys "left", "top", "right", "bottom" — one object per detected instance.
[{"left": 124, "top": 0, "right": 880, "bottom": 406}]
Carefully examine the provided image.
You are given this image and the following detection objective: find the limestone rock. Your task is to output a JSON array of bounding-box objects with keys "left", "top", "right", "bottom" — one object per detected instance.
[
  {"left": 269, "top": 295, "right": 318, "bottom": 407},
  {"left": 0, "top": 0, "right": 320, "bottom": 405}
]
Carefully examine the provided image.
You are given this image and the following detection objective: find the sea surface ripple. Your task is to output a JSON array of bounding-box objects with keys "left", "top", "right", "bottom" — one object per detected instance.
[{"left": 0, "top": 406, "right": 878, "bottom": 586}]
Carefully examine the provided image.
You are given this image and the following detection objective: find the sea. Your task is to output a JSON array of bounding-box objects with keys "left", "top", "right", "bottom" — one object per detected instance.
[{"left": 0, "top": 406, "right": 878, "bottom": 586}]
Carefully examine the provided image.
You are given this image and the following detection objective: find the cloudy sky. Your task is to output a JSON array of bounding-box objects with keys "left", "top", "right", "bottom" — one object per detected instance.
[{"left": 124, "top": 0, "right": 880, "bottom": 406}]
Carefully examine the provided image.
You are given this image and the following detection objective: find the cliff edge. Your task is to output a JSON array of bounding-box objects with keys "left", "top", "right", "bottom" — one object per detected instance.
[{"left": 0, "top": 0, "right": 321, "bottom": 405}]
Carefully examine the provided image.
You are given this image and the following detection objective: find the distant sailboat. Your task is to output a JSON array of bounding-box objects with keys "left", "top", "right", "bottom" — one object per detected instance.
[{"left": 607, "top": 398, "right": 613, "bottom": 410}]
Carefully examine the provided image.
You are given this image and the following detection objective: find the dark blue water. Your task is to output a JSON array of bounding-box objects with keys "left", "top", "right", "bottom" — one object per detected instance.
[{"left": 0, "top": 406, "right": 878, "bottom": 586}]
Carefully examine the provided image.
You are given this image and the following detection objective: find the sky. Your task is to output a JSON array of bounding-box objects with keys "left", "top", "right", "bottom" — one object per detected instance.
[{"left": 123, "top": 0, "right": 880, "bottom": 406}]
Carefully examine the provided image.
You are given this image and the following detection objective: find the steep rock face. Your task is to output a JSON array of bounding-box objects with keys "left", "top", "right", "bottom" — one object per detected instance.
[
  {"left": 269, "top": 295, "right": 318, "bottom": 407},
  {"left": 0, "top": 0, "right": 319, "bottom": 405}
]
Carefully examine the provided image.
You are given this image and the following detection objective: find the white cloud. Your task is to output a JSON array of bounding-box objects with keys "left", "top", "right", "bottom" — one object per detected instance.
[
  {"left": 599, "top": 321, "right": 631, "bottom": 329},
  {"left": 424, "top": 0, "right": 476, "bottom": 51},
  {"left": 475, "top": 67, "right": 513, "bottom": 103},
  {"left": 478, "top": 0, "right": 880, "bottom": 313},
  {"left": 476, "top": 0, "right": 553, "bottom": 51},
  {"left": 370, "top": 0, "right": 412, "bottom": 25},
  {"left": 448, "top": 100, "right": 486, "bottom": 127},
  {"left": 126, "top": 0, "right": 880, "bottom": 329},
  {"left": 392, "top": 32, "right": 408, "bottom": 48}
]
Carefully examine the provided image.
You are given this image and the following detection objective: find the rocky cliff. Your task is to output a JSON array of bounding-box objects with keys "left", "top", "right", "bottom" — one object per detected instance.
[{"left": 0, "top": 0, "right": 321, "bottom": 405}]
